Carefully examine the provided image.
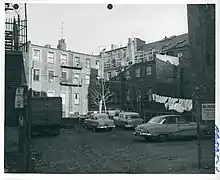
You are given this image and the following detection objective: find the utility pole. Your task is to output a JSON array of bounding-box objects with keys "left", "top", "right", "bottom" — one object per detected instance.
[
  {"left": 120, "top": 67, "right": 124, "bottom": 111},
  {"left": 99, "top": 49, "right": 106, "bottom": 113},
  {"left": 24, "top": 3, "right": 28, "bottom": 52}
]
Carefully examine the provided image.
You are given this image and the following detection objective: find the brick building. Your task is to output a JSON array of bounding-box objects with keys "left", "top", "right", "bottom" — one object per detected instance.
[{"left": 109, "top": 53, "right": 181, "bottom": 112}]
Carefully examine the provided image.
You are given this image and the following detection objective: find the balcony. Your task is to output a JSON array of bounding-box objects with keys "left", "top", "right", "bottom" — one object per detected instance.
[
  {"left": 60, "top": 62, "right": 83, "bottom": 70},
  {"left": 60, "top": 79, "right": 82, "bottom": 87}
]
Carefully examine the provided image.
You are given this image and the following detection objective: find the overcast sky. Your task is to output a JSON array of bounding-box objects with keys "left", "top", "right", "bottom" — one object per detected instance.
[{"left": 26, "top": 4, "right": 188, "bottom": 54}]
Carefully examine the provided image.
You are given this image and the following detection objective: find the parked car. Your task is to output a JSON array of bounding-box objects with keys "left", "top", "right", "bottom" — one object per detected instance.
[
  {"left": 134, "top": 115, "right": 208, "bottom": 142},
  {"left": 86, "top": 111, "right": 97, "bottom": 119},
  {"left": 107, "top": 108, "right": 121, "bottom": 119},
  {"left": 114, "top": 112, "right": 144, "bottom": 129},
  {"left": 83, "top": 113, "right": 115, "bottom": 131}
]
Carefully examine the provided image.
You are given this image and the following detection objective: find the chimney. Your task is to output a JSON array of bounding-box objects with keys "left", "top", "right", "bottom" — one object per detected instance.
[
  {"left": 45, "top": 44, "right": 51, "bottom": 48},
  {"left": 111, "top": 44, "right": 114, "bottom": 50},
  {"left": 57, "top": 39, "right": 66, "bottom": 50}
]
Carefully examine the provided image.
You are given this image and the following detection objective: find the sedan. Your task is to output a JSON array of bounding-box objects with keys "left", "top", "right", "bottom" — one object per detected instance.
[
  {"left": 83, "top": 113, "right": 115, "bottom": 132},
  {"left": 134, "top": 115, "right": 208, "bottom": 142}
]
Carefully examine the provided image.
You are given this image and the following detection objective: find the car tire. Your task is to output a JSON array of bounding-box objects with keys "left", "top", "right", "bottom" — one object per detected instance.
[{"left": 157, "top": 134, "right": 168, "bottom": 142}]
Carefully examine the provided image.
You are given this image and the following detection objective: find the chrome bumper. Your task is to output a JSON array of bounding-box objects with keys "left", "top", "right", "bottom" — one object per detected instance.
[
  {"left": 133, "top": 131, "right": 152, "bottom": 136},
  {"left": 97, "top": 125, "right": 115, "bottom": 129},
  {"left": 125, "top": 124, "right": 134, "bottom": 128}
]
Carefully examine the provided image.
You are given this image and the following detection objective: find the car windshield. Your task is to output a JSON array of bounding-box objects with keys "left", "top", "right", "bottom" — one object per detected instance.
[
  {"left": 148, "top": 116, "right": 164, "bottom": 124},
  {"left": 96, "top": 114, "right": 108, "bottom": 120},
  {"left": 128, "top": 115, "right": 139, "bottom": 119}
]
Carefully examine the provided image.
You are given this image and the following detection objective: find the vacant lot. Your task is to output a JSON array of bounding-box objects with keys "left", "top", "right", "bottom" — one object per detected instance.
[{"left": 31, "top": 126, "right": 214, "bottom": 173}]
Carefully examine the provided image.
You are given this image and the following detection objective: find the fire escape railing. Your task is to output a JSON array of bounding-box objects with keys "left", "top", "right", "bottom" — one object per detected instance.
[{"left": 5, "top": 15, "right": 28, "bottom": 53}]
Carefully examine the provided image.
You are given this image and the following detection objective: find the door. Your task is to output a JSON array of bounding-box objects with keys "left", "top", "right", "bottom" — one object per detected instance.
[
  {"left": 177, "top": 116, "right": 197, "bottom": 137},
  {"left": 162, "top": 116, "right": 179, "bottom": 137}
]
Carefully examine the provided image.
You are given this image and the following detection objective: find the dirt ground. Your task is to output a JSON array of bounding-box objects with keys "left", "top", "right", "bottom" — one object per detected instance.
[{"left": 31, "top": 126, "right": 215, "bottom": 173}]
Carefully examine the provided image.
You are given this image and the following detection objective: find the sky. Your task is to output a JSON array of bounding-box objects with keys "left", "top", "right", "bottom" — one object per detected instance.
[{"left": 25, "top": 4, "right": 188, "bottom": 54}]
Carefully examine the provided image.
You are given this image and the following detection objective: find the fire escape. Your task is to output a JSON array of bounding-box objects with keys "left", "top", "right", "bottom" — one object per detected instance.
[{"left": 5, "top": 3, "right": 28, "bottom": 52}]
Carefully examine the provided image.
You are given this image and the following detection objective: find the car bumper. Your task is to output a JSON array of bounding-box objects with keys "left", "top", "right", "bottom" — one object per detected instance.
[
  {"left": 133, "top": 131, "right": 152, "bottom": 137},
  {"left": 125, "top": 124, "right": 135, "bottom": 128},
  {"left": 97, "top": 125, "right": 115, "bottom": 129}
]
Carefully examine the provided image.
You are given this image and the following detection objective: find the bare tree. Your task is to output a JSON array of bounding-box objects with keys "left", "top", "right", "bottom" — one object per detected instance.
[{"left": 89, "top": 80, "right": 114, "bottom": 111}]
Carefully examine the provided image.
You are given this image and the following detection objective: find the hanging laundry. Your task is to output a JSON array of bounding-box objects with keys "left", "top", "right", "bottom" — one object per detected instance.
[{"left": 152, "top": 94, "right": 157, "bottom": 101}]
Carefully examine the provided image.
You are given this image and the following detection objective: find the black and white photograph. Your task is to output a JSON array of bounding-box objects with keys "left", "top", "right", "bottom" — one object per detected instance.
[{"left": 3, "top": 1, "right": 217, "bottom": 175}]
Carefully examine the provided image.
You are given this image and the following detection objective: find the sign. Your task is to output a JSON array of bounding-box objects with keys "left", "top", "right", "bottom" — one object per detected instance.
[
  {"left": 15, "top": 87, "right": 24, "bottom": 108},
  {"left": 201, "top": 103, "right": 215, "bottom": 120}
]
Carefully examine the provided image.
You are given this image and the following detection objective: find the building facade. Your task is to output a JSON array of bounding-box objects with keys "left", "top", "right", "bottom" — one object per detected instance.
[
  {"left": 109, "top": 53, "right": 181, "bottom": 112},
  {"left": 25, "top": 39, "right": 100, "bottom": 117}
]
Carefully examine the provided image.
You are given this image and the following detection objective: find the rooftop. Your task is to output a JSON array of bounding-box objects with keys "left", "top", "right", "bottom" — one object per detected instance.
[{"left": 139, "top": 33, "right": 188, "bottom": 52}]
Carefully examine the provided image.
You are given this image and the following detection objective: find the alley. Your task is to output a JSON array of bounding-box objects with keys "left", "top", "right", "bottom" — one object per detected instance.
[{"left": 31, "top": 126, "right": 214, "bottom": 173}]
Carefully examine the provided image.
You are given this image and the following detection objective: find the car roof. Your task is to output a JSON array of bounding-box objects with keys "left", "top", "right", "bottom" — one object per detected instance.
[
  {"left": 119, "top": 112, "right": 139, "bottom": 115},
  {"left": 153, "top": 115, "right": 181, "bottom": 119},
  {"left": 93, "top": 113, "right": 108, "bottom": 116}
]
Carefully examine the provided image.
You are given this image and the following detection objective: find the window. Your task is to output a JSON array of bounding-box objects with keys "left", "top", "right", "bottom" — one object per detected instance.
[
  {"left": 135, "top": 68, "right": 140, "bottom": 78},
  {"left": 164, "top": 117, "right": 177, "bottom": 124},
  {"left": 61, "top": 54, "right": 67, "bottom": 65},
  {"left": 74, "top": 73, "right": 80, "bottom": 84},
  {"left": 146, "top": 66, "right": 152, "bottom": 76},
  {"left": 61, "top": 71, "right": 67, "bottom": 82},
  {"left": 47, "top": 90, "right": 55, "bottom": 97},
  {"left": 86, "top": 58, "right": 91, "bottom": 68},
  {"left": 86, "top": 75, "right": 90, "bottom": 85},
  {"left": 74, "top": 93, "right": 80, "bottom": 104},
  {"left": 107, "top": 72, "right": 111, "bottom": 81},
  {"left": 96, "top": 60, "right": 100, "bottom": 69},
  {"left": 178, "top": 116, "right": 187, "bottom": 124},
  {"left": 33, "top": 49, "right": 40, "bottom": 61},
  {"left": 47, "top": 52, "right": 55, "bottom": 63},
  {"left": 60, "top": 93, "right": 66, "bottom": 105},
  {"left": 48, "top": 70, "right": 55, "bottom": 82},
  {"left": 75, "top": 57, "right": 80, "bottom": 66},
  {"left": 33, "top": 69, "right": 40, "bottom": 81}
]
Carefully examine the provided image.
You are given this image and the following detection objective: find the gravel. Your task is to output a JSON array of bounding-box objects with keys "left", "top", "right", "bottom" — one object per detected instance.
[{"left": 31, "top": 126, "right": 215, "bottom": 173}]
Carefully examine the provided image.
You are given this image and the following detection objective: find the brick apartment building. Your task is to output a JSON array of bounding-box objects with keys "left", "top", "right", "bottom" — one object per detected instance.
[
  {"left": 25, "top": 39, "right": 100, "bottom": 117},
  {"left": 109, "top": 53, "right": 181, "bottom": 112}
]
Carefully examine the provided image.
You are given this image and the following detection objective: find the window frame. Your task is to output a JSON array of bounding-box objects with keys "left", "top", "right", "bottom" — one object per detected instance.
[
  {"left": 61, "top": 53, "right": 67, "bottom": 65},
  {"left": 74, "top": 93, "right": 80, "bottom": 105},
  {"left": 86, "top": 58, "right": 91, "bottom": 68},
  {"left": 74, "top": 73, "right": 80, "bottom": 84},
  {"left": 146, "top": 66, "right": 152, "bottom": 76},
  {"left": 33, "top": 68, "right": 40, "bottom": 81},
  {"left": 74, "top": 57, "right": 80, "bottom": 66},
  {"left": 47, "top": 51, "right": 55, "bottom": 64},
  {"left": 47, "top": 90, "right": 55, "bottom": 97},
  {"left": 135, "top": 67, "right": 141, "bottom": 78},
  {"left": 61, "top": 70, "right": 68, "bottom": 82},
  {"left": 96, "top": 60, "right": 100, "bottom": 69},
  {"left": 85, "top": 74, "right": 90, "bottom": 85},
  {"left": 32, "top": 48, "right": 41, "bottom": 62},
  {"left": 48, "top": 69, "right": 55, "bottom": 82}
]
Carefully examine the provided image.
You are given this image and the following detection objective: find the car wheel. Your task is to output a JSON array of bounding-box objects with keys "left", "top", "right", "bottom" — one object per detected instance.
[{"left": 157, "top": 134, "right": 168, "bottom": 142}]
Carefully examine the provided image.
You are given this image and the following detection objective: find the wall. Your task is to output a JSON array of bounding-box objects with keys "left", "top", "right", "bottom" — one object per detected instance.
[
  {"left": 27, "top": 43, "right": 100, "bottom": 117},
  {"left": 187, "top": 4, "right": 215, "bottom": 101}
]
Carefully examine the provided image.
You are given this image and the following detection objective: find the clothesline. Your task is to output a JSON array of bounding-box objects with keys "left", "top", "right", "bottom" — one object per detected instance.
[{"left": 152, "top": 94, "right": 193, "bottom": 113}]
